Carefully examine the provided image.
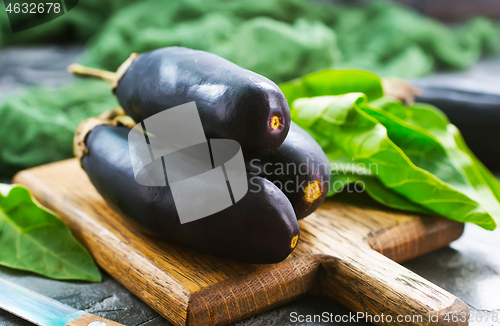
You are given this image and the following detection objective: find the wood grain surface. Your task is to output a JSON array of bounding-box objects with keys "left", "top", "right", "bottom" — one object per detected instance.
[{"left": 13, "top": 159, "right": 468, "bottom": 326}]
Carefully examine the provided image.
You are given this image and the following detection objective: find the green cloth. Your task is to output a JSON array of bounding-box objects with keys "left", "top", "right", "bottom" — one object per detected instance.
[
  {"left": 0, "top": 0, "right": 136, "bottom": 46},
  {"left": 80, "top": 0, "right": 500, "bottom": 81},
  {"left": 0, "top": 0, "right": 499, "bottom": 176},
  {"left": 2, "top": 0, "right": 499, "bottom": 80},
  {"left": 0, "top": 81, "right": 118, "bottom": 176}
]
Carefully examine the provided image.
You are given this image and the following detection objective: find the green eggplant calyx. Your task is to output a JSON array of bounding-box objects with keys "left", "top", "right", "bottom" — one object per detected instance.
[
  {"left": 112, "top": 53, "right": 139, "bottom": 90},
  {"left": 67, "top": 64, "right": 116, "bottom": 84},
  {"left": 68, "top": 53, "right": 139, "bottom": 91},
  {"left": 74, "top": 108, "right": 135, "bottom": 161}
]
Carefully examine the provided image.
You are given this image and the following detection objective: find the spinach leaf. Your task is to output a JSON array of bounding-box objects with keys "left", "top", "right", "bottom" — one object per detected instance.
[
  {"left": 0, "top": 184, "right": 101, "bottom": 282},
  {"left": 407, "top": 102, "right": 500, "bottom": 203},
  {"left": 301, "top": 123, "right": 432, "bottom": 213},
  {"left": 290, "top": 93, "right": 498, "bottom": 230},
  {"left": 361, "top": 105, "right": 470, "bottom": 193},
  {"left": 328, "top": 156, "right": 433, "bottom": 214},
  {"left": 279, "top": 69, "right": 384, "bottom": 105},
  {"left": 369, "top": 99, "right": 500, "bottom": 219},
  {"left": 363, "top": 102, "right": 500, "bottom": 227},
  {"left": 456, "top": 134, "right": 500, "bottom": 203}
]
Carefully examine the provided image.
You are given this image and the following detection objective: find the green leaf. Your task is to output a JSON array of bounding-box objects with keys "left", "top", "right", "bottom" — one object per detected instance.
[
  {"left": 291, "top": 93, "right": 498, "bottom": 230},
  {"left": 455, "top": 134, "right": 500, "bottom": 203},
  {"left": 361, "top": 104, "right": 470, "bottom": 192},
  {"left": 403, "top": 102, "right": 500, "bottom": 219},
  {"left": 363, "top": 102, "right": 500, "bottom": 228},
  {"left": 369, "top": 99, "right": 500, "bottom": 214},
  {"left": 328, "top": 156, "right": 433, "bottom": 214},
  {"left": 405, "top": 102, "right": 500, "bottom": 203},
  {"left": 0, "top": 184, "right": 101, "bottom": 282},
  {"left": 279, "top": 69, "right": 384, "bottom": 105}
]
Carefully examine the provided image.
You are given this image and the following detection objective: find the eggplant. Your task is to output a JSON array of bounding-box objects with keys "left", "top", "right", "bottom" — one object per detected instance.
[
  {"left": 80, "top": 124, "right": 300, "bottom": 264},
  {"left": 69, "top": 47, "right": 291, "bottom": 158},
  {"left": 248, "top": 123, "right": 331, "bottom": 219}
]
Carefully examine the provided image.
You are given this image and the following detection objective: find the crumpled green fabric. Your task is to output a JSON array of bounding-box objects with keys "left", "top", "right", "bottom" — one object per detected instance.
[
  {"left": 79, "top": 0, "right": 499, "bottom": 81},
  {"left": 333, "top": 3, "right": 500, "bottom": 77},
  {"left": 0, "top": 0, "right": 499, "bottom": 176},
  {"left": 0, "top": 0, "right": 136, "bottom": 46},
  {"left": 2, "top": 0, "right": 498, "bottom": 81},
  {"left": 0, "top": 80, "right": 118, "bottom": 176}
]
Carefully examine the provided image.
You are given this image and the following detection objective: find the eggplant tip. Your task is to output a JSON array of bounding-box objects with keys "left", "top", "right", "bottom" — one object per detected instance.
[
  {"left": 270, "top": 115, "right": 282, "bottom": 130},
  {"left": 304, "top": 181, "right": 322, "bottom": 203}
]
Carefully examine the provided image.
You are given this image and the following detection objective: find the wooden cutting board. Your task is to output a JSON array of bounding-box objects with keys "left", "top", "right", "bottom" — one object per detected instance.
[{"left": 13, "top": 159, "right": 469, "bottom": 326}]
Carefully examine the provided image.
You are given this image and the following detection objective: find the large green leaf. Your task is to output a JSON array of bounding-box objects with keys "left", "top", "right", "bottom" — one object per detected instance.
[
  {"left": 328, "top": 156, "right": 433, "bottom": 214},
  {"left": 361, "top": 105, "right": 470, "bottom": 193},
  {"left": 291, "top": 93, "right": 498, "bottom": 230},
  {"left": 406, "top": 102, "right": 500, "bottom": 203},
  {"left": 308, "top": 127, "right": 432, "bottom": 214},
  {"left": 0, "top": 184, "right": 101, "bottom": 282},
  {"left": 369, "top": 99, "right": 500, "bottom": 218},
  {"left": 363, "top": 102, "right": 500, "bottom": 227},
  {"left": 456, "top": 134, "right": 500, "bottom": 203},
  {"left": 279, "top": 69, "right": 384, "bottom": 105}
]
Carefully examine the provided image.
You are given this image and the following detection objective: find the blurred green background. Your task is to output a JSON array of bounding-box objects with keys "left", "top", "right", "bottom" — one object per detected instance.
[{"left": 0, "top": 0, "right": 499, "bottom": 177}]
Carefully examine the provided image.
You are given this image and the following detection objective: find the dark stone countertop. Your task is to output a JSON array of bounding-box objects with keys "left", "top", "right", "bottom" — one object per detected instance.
[{"left": 0, "top": 47, "right": 499, "bottom": 326}]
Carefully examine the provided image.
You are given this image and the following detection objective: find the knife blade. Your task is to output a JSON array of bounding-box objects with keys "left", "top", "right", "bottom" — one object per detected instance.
[{"left": 0, "top": 278, "right": 126, "bottom": 326}]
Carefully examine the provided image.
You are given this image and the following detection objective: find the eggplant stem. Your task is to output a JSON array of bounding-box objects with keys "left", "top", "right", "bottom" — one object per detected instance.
[{"left": 67, "top": 64, "right": 116, "bottom": 84}]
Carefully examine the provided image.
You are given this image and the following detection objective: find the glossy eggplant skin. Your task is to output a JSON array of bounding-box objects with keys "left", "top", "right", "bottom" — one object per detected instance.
[
  {"left": 81, "top": 125, "right": 299, "bottom": 264},
  {"left": 114, "top": 47, "right": 291, "bottom": 158},
  {"left": 249, "top": 123, "right": 331, "bottom": 219}
]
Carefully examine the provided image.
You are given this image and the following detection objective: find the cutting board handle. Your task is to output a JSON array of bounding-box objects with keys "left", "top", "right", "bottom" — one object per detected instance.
[
  {"left": 13, "top": 160, "right": 470, "bottom": 326},
  {"left": 318, "top": 249, "right": 469, "bottom": 326}
]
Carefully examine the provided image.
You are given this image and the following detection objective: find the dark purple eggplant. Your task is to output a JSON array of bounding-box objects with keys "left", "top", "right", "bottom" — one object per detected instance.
[
  {"left": 80, "top": 124, "right": 299, "bottom": 264},
  {"left": 248, "top": 123, "right": 331, "bottom": 219},
  {"left": 69, "top": 47, "right": 291, "bottom": 158}
]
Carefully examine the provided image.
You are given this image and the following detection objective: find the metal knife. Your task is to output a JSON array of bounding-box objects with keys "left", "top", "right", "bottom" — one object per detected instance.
[{"left": 0, "top": 278, "right": 125, "bottom": 326}]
